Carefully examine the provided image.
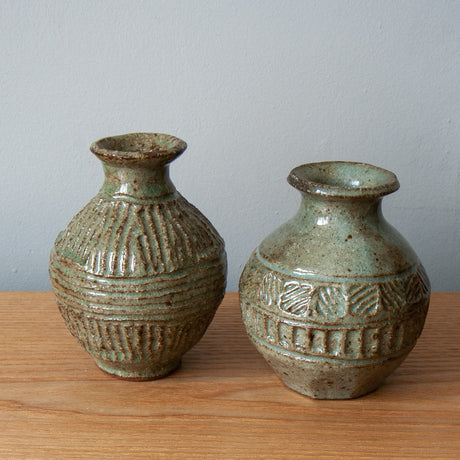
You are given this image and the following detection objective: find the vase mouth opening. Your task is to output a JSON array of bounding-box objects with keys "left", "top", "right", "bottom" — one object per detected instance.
[
  {"left": 90, "top": 133, "right": 187, "bottom": 165},
  {"left": 288, "top": 161, "right": 400, "bottom": 198}
]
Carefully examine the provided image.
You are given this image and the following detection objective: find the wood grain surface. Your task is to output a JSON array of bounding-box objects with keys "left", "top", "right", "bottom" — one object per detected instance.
[{"left": 0, "top": 292, "right": 459, "bottom": 459}]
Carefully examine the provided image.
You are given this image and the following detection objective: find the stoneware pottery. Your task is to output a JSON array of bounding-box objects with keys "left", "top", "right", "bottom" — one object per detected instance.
[
  {"left": 49, "top": 133, "right": 227, "bottom": 379},
  {"left": 239, "top": 161, "right": 430, "bottom": 399}
]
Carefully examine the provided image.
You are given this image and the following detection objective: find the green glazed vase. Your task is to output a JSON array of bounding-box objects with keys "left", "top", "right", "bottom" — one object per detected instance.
[
  {"left": 49, "top": 133, "right": 227, "bottom": 379},
  {"left": 239, "top": 161, "right": 430, "bottom": 399}
]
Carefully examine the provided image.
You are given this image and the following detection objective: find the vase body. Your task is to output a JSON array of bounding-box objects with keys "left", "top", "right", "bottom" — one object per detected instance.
[
  {"left": 49, "top": 133, "right": 227, "bottom": 379},
  {"left": 239, "top": 161, "right": 430, "bottom": 399}
]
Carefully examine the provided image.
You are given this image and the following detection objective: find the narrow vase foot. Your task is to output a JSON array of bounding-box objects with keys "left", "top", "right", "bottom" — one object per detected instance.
[{"left": 94, "top": 358, "right": 182, "bottom": 381}]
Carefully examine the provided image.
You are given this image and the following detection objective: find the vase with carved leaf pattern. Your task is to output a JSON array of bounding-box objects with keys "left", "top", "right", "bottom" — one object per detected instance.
[
  {"left": 49, "top": 133, "right": 227, "bottom": 379},
  {"left": 239, "top": 161, "right": 430, "bottom": 399}
]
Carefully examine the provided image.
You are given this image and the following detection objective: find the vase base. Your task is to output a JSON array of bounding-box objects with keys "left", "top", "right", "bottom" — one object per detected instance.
[
  {"left": 94, "top": 358, "right": 182, "bottom": 381},
  {"left": 262, "top": 347, "right": 408, "bottom": 399}
]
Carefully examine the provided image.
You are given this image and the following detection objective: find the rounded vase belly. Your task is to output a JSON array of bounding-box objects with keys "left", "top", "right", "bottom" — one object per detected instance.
[
  {"left": 50, "top": 133, "right": 227, "bottom": 379},
  {"left": 239, "top": 161, "right": 430, "bottom": 399}
]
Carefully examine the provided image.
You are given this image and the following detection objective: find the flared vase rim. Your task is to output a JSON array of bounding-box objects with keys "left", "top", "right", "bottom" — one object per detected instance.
[
  {"left": 90, "top": 132, "right": 187, "bottom": 165},
  {"left": 288, "top": 161, "right": 400, "bottom": 198}
]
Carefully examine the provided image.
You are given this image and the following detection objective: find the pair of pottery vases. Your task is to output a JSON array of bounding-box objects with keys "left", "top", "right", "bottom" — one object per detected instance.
[{"left": 49, "top": 133, "right": 430, "bottom": 399}]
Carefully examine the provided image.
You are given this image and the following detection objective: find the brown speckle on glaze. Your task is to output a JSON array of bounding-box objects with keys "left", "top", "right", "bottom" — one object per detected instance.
[
  {"left": 239, "top": 161, "right": 430, "bottom": 399},
  {"left": 50, "top": 133, "right": 227, "bottom": 380}
]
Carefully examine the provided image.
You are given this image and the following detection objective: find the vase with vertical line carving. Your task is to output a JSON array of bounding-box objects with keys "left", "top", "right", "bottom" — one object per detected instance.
[
  {"left": 239, "top": 161, "right": 430, "bottom": 399},
  {"left": 49, "top": 133, "right": 227, "bottom": 380}
]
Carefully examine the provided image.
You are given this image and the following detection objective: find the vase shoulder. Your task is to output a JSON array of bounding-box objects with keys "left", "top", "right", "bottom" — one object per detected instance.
[
  {"left": 52, "top": 192, "right": 225, "bottom": 278},
  {"left": 258, "top": 209, "right": 420, "bottom": 279}
]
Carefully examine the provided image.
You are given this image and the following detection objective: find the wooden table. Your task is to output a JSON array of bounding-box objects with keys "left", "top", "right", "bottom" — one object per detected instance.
[{"left": 1, "top": 292, "right": 459, "bottom": 458}]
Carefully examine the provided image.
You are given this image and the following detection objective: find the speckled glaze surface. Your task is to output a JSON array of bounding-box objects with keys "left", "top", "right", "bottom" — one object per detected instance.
[
  {"left": 239, "top": 161, "right": 430, "bottom": 399},
  {"left": 49, "top": 133, "right": 227, "bottom": 380}
]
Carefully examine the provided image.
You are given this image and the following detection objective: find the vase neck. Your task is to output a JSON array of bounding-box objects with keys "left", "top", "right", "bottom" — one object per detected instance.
[
  {"left": 101, "top": 164, "right": 176, "bottom": 201},
  {"left": 90, "top": 133, "right": 186, "bottom": 202},
  {"left": 298, "top": 193, "right": 383, "bottom": 226}
]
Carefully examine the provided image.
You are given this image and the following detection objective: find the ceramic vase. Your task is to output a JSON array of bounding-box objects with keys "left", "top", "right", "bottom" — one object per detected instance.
[
  {"left": 239, "top": 161, "right": 430, "bottom": 399},
  {"left": 49, "top": 133, "right": 227, "bottom": 379}
]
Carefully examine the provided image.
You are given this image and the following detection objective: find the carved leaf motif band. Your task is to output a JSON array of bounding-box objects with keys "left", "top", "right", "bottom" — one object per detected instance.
[{"left": 248, "top": 265, "right": 430, "bottom": 319}]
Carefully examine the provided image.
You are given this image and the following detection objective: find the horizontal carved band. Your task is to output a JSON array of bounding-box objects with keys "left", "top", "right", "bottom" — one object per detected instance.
[
  {"left": 240, "top": 254, "right": 430, "bottom": 322},
  {"left": 59, "top": 305, "right": 215, "bottom": 364},
  {"left": 50, "top": 255, "right": 226, "bottom": 312},
  {"left": 241, "top": 297, "right": 428, "bottom": 363}
]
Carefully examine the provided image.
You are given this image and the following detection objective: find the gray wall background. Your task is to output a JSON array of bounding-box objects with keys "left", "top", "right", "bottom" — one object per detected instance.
[{"left": 2, "top": 0, "right": 459, "bottom": 292}]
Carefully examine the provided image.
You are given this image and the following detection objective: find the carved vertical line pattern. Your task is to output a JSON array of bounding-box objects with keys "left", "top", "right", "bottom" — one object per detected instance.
[
  {"left": 264, "top": 315, "right": 270, "bottom": 341},
  {"left": 151, "top": 203, "right": 173, "bottom": 272},
  {"left": 399, "top": 322, "right": 407, "bottom": 349},
  {"left": 175, "top": 324, "right": 187, "bottom": 352},
  {"left": 274, "top": 320, "right": 280, "bottom": 345},
  {"left": 109, "top": 322, "right": 125, "bottom": 361},
  {"left": 176, "top": 324, "right": 187, "bottom": 353},
  {"left": 373, "top": 330, "right": 381, "bottom": 357},
  {"left": 170, "top": 207, "right": 188, "bottom": 268},
  {"left": 74, "top": 313, "right": 85, "bottom": 344},
  {"left": 155, "top": 324, "right": 165, "bottom": 360},
  {"left": 305, "top": 328, "right": 312, "bottom": 352},
  {"left": 70, "top": 199, "right": 103, "bottom": 259},
  {"left": 64, "top": 199, "right": 99, "bottom": 255},
  {"left": 112, "top": 202, "right": 130, "bottom": 276},
  {"left": 77, "top": 200, "right": 111, "bottom": 264},
  {"left": 102, "top": 201, "right": 122, "bottom": 277},
  {"left": 389, "top": 323, "right": 398, "bottom": 351},
  {"left": 118, "top": 324, "right": 133, "bottom": 360},
  {"left": 127, "top": 206, "right": 154, "bottom": 276},
  {"left": 164, "top": 206, "right": 190, "bottom": 266},
  {"left": 142, "top": 206, "right": 166, "bottom": 273},
  {"left": 166, "top": 324, "right": 177, "bottom": 355},
  {"left": 93, "top": 202, "right": 117, "bottom": 275},
  {"left": 110, "top": 202, "right": 130, "bottom": 276},
  {"left": 173, "top": 208, "right": 200, "bottom": 257},
  {"left": 322, "top": 330, "right": 328, "bottom": 355},
  {"left": 178, "top": 202, "right": 212, "bottom": 255},
  {"left": 129, "top": 207, "right": 150, "bottom": 276},
  {"left": 119, "top": 204, "right": 139, "bottom": 276},
  {"left": 92, "top": 317, "right": 103, "bottom": 352},
  {"left": 161, "top": 205, "right": 182, "bottom": 269},
  {"left": 378, "top": 325, "right": 387, "bottom": 356},
  {"left": 137, "top": 206, "right": 155, "bottom": 272},
  {"left": 165, "top": 206, "right": 194, "bottom": 265},
  {"left": 127, "top": 325, "right": 137, "bottom": 360},
  {"left": 131, "top": 235, "right": 146, "bottom": 276},
  {"left": 357, "top": 328, "right": 364, "bottom": 358},
  {"left": 80, "top": 315, "right": 92, "bottom": 351},
  {"left": 61, "top": 202, "right": 95, "bottom": 255},
  {"left": 164, "top": 324, "right": 176, "bottom": 358},
  {"left": 339, "top": 329, "right": 347, "bottom": 356},
  {"left": 143, "top": 325, "right": 153, "bottom": 360},
  {"left": 174, "top": 205, "right": 199, "bottom": 250},
  {"left": 132, "top": 324, "right": 142, "bottom": 360},
  {"left": 100, "top": 322, "right": 112, "bottom": 360}
]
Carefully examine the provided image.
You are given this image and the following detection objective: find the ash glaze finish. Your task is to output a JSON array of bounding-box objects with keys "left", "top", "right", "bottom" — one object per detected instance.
[
  {"left": 239, "top": 161, "right": 430, "bottom": 399},
  {"left": 49, "top": 133, "right": 227, "bottom": 379}
]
